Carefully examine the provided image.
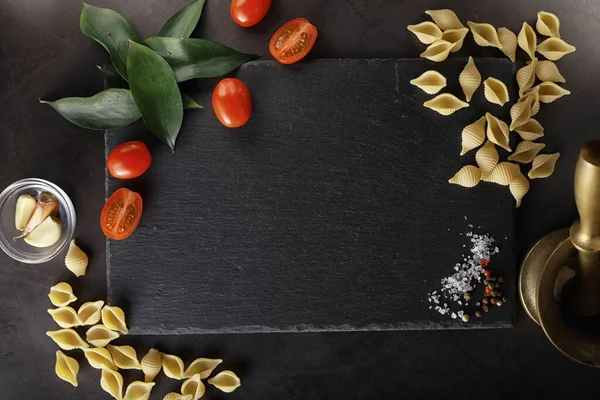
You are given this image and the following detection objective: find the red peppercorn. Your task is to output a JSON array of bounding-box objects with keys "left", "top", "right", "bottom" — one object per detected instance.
[
  {"left": 483, "top": 269, "right": 492, "bottom": 277},
  {"left": 480, "top": 259, "right": 489, "bottom": 267}
]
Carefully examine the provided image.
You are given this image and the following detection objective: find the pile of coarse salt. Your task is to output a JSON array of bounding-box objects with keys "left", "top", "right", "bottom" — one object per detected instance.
[{"left": 427, "top": 229, "right": 499, "bottom": 319}]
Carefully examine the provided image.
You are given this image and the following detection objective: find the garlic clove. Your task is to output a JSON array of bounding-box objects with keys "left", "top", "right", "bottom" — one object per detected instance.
[
  {"left": 24, "top": 216, "right": 62, "bottom": 247},
  {"left": 15, "top": 194, "right": 37, "bottom": 231},
  {"left": 16, "top": 191, "right": 59, "bottom": 238}
]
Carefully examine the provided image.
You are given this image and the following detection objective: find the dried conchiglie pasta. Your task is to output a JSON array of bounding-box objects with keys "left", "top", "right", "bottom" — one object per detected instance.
[
  {"left": 448, "top": 165, "right": 482, "bottom": 188},
  {"left": 510, "top": 174, "right": 530, "bottom": 208},
  {"left": 48, "top": 307, "right": 82, "bottom": 329},
  {"left": 476, "top": 141, "right": 499, "bottom": 176},
  {"left": 486, "top": 113, "right": 511, "bottom": 152},
  {"left": 515, "top": 118, "right": 545, "bottom": 141},
  {"left": 162, "top": 353, "right": 186, "bottom": 379},
  {"left": 423, "top": 93, "right": 469, "bottom": 116},
  {"left": 407, "top": 22, "right": 443, "bottom": 44},
  {"left": 521, "top": 87, "right": 541, "bottom": 116},
  {"left": 141, "top": 348, "right": 162, "bottom": 383},
  {"left": 208, "top": 370, "right": 242, "bottom": 393},
  {"left": 101, "top": 368, "right": 124, "bottom": 400},
  {"left": 529, "top": 153, "right": 561, "bottom": 179},
  {"left": 48, "top": 282, "right": 77, "bottom": 307},
  {"left": 78, "top": 300, "right": 104, "bottom": 326},
  {"left": 459, "top": 57, "right": 481, "bottom": 102},
  {"left": 86, "top": 324, "right": 120, "bottom": 347},
  {"left": 102, "top": 306, "right": 128, "bottom": 334},
  {"left": 181, "top": 374, "right": 205, "bottom": 400},
  {"left": 65, "top": 240, "right": 88, "bottom": 277},
  {"left": 483, "top": 78, "right": 510, "bottom": 106},
  {"left": 516, "top": 58, "right": 537, "bottom": 97},
  {"left": 536, "top": 11, "right": 561, "bottom": 38},
  {"left": 460, "top": 116, "right": 486, "bottom": 156},
  {"left": 518, "top": 22, "right": 537, "bottom": 60},
  {"left": 425, "top": 9, "right": 464, "bottom": 30},
  {"left": 483, "top": 162, "right": 520, "bottom": 186},
  {"left": 47, "top": 329, "right": 89, "bottom": 350},
  {"left": 508, "top": 141, "right": 546, "bottom": 164},
  {"left": 183, "top": 358, "right": 223, "bottom": 379},
  {"left": 108, "top": 345, "right": 142, "bottom": 370},
  {"left": 536, "top": 60, "right": 566, "bottom": 83},
  {"left": 535, "top": 82, "right": 571, "bottom": 103},
  {"left": 441, "top": 27, "right": 469, "bottom": 52},
  {"left": 420, "top": 40, "right": 453, "bottom": 62},
  {"left": 510, "top": 95, "right": 534, "bottom": 131},
  {"left": 410, "top": 70, "right": 447, "bottom": 94},
  {"left": 536, "top": 37, "right": 576, "bottom": 61},
  {"left": 123, "top": 381, "right": 156, "bottom": 400},
  {"left": 55, "top": 350, "right": 79, "bottom": 387},
  {"left": 498, "top": 27, "right": 517, "bottom": 63},
  {"left": 467, "top": 21, "right": 503, "bottom": 49},
  {"left": 163, "top": 394, "right": 193, "bottom": 400},
  {"left": 83, "top": 347, "right": 117, "bottom": 371}
]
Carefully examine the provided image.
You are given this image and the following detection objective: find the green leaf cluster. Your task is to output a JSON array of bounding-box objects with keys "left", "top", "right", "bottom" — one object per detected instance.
[{"left": 42, "top": 1, "right": 257, "bottom": 151}]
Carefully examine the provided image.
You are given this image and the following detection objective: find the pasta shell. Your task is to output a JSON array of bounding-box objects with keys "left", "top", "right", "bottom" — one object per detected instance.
[
  {"left": 181, "top": 374, "right": 205, "bottom": 400},
  {"left": 83, "top": 347, "right": 117, "bottom": 371},
  {"left": 521, "top": 87, "right": 541, "bottom": 116},
  {"left": 48, "top": 282, "right": 77, "bottom": 307},
  {"left": 407, "top": 22, "right": 443, "bottom": 44},
  {"left": 467, "top": 21, "right": 503, "bottom": 49},
  {"left": 101, "top": 368, "right": 124, "bottom": 400},
  {"left": 86, "top": 324, "right": 120, "bottom": 347},
  {"left": 483, "top": 77, "right": 510, "bottom": 106},
  {"left": 65, "top": 240, "right": 88, "bottom": 277},
  {"left": 515, "top": 118, "right": 545, "bottom": 141},
  {"left": 183, "top": 358, "right": 224, "bottom": 380},
  {"left": 534, "top": 82, "right": 571, "bottom": 103},
  {"left": 516, "top": 58, "right": 537, "bottom": 97},
  {"left": 425, "top": 9, "right": 464, "bottom": 30},
  {"left": 163, "top": 394, "right": 193, "bottom": 400},
  {"left": 448, "top": 165, "right": 482, "bottom": 188},
  {"left": 420, "top": 40, "right": 453, "bottom": 62},
  {"left": 410, "top": 70, "right": 447, "bottom": 95},
  {"left": 55, "top": 350, "right": 79, "bottom": 387},
  {"left": 459, "top": 57, "right": 481, "bottom": 102},
  {"left": 441, "top": 27, "right": 469, "bottom": 52},
  {"left": 460, "top": 116, "right": 486, "bottom": 156},
  {"left": 482, "top": 162, "right": 520, "bottom": 186},
  {"left": 517, "top": 22, "right": 537, "bottom": 60},
  {"left": 510, "top": 174, "right": 530, "bottom": 208},
  {"left": 536, "top": 11, "right": 561, "bottom": 38},
  {"left": 476, "top": 141, "right": 499, "bottom": 176},
  {"left": 123, "top": 381, "right": 156, "bottom": 400},
  {"left": 508, "top": 141, "right": 546, "bottom": 164},
  {"left": 48, "top": 307, "right": 82, "bottom": 329},
  {"left": 78, "top": 300, "right": 104, "bottom": 326},
  {"left": 498, "top": 27, "right": 517, "bottom": 62},
  {"left": 510, "top": 95, "right": 534, "bottom": 131},
  {"left": 102, "top": 306, "right": 129, "bottom": 334},
  {"left": 535, "top": 60, "right": 566, "bottom": 83},
  {"left": 485, "top": 113, "right": 511, "bottom": 152},
  {"left": 108, "top": 345, "right": 142, "bottom": 370},
  {"left": 47, "top": 329, "right": 89, "bottom": 350},
  {"left": 529, "top": 153, "right": 561, "bottom": 179},
  {"left": 141, "top": 348, "right": 162, "bottom": 383},
  {"left": 536, "top": 37, "right": 576, "bottom": 61},
  {"left": 162, "top": 353, "right": 186, "bottom": 380},
  {"left": 423, "top": 93, "right": 469, "bottom": 116},
  {"left": 208, "top": 370, "right": 242, "bottom": 393}
]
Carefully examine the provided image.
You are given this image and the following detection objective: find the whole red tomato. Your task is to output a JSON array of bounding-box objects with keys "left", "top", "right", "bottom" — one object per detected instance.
[
  {"left": 106, "top": 141, "right": 152, "bottom": 179},
  {"left": 230, "top": 0, "right": 271, "bottom": 27},
  {"left": 212, "top": 78, "right": 252, "bottom": 128}
]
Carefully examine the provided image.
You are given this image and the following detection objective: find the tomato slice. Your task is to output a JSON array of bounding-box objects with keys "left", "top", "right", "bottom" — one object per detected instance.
[
  {"left": 269, "top": 18, "right": 318, "bottom": 65},
  {"left": 101, "top": 188, "right": 143, "bottom": 240}
]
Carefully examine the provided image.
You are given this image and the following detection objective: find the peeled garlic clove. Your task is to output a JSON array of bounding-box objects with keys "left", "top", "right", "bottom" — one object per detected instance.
[
  {"left": 15, "top": 194, "right": 36, "bottom": 230},
  {"left": 16, "top": 191, "right": 59, "bottom": 238},
  {"left": 24, "top": 216, "right": 62, "bottom": 248}
]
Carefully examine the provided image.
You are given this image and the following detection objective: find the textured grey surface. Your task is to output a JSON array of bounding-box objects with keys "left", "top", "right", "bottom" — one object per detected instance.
[{"left": 106, "top": 58, "right": 516, "bottom": 334}]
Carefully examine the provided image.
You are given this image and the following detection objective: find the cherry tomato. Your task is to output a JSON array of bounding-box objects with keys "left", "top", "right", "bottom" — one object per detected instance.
[
  {"left": 107, "top": 141, "right": 152, "bottom": 179},
  {"left": 100, "top": 188, "right": 143, "bottom": 240},
  {"left": 230, "top": 0, "right": 271, "bottom": 27},
  {"left": 269, "top": 18, "right": 318, "bottom": 65},
  {"left": 212, "top": 78, "right": 252, "bottom": 128}
]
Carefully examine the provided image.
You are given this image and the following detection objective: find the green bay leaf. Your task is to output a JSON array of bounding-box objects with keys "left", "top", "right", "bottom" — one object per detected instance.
[
  {"left": 158, "top": 0, "right": 206, "bottom": 38},
  {"left": 182, "top": 94, "right": 204, "bottom": 109}
]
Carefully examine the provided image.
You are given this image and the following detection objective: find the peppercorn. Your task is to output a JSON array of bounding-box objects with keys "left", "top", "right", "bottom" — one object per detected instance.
[
  {"left": 496, "top": 300, "right": 503, "bottom": 307},
  {"left": 475, "top": 310, "right": 482, "bottom": 318},
  {"left": 484, "top": 269, "right": 492, "bottom": 277},
  {"left": 495, "top": 283, "right": 501, "bottom": 289},
  {"left": 462, "top": 314, "right": 470, "bottom": 323},
  {"left": 490, "top": 276, "right": 497, "bottom": 282},
  {"left": 502, "top": 296, "right": 507, "bottom": 303},
  {"left": 482, "top": 298, "right": 489, "bottom": 305},
  {"left": 487, "top": 284, "right": 495, "bottom": 290},
  {"left": 483, "top": 280, "right": 489, "bottom": 286},
  {"left": 482, "top": 304, "right": 489, "bottom": 312},
  {"left": 490, "top": 291, "right": 497, "bottom": 297},
  {"left": 464, "top": 292, "right": 471, "bottom": 301},
  {"left": 480, "top": 259, "right": 489, "bottom": 267},
  {"left": 498, "top": 276, "right": 504, "bottom": 283}
]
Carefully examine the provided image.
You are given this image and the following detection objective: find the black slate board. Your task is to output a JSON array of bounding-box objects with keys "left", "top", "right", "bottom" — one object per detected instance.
[{"left": 106, "top": 58, "right": 517, "bottom": 334}]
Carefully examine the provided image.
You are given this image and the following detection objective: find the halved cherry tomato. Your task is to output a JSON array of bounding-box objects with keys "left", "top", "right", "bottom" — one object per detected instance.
[
  {"left": 107, "top": 141, "right": 152, "bottom": 179},
  {"left": 212, "top": 78, "right": 252, "bottom": 128},
  {"left": 100, "top": 188, "right": 143, "bottom": 240},
  {"left": 269, "top": 18, "right": 318, "bottom": 65},
  {"left": 230, "top": 0, "right": 271, "bottom": 27}
]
